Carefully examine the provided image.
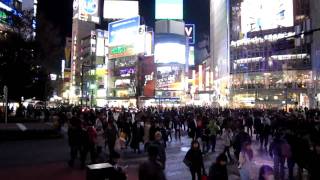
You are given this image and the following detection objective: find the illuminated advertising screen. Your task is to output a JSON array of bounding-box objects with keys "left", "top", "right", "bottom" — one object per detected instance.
[
  {"left": 154, "top": 43, "right": 186, "bottom": 64},
  {"left": 0, "top": 10, "right": 9, "bottom": 24},
  {"left": 115, "top": 79, "right": 131, "bottom": 89},
  {"left": 156, "top": 66, "right": 184, "bottom": 90},
  {"left": 1, "top": 0, "right": 12, "bottom": 6},
  {"left": 73, "top": 0, "right": 100, "bottom": 23},
  {"left": 188, "top": 46, "right": 195, "bottom": 66},
  {"left": 115, "top": 67, "right": 136, "bottom": 77},
  {"left": 241, "top": 0, "right": 293, "bottom": 34},
  {"left": 108, "top": 16, "right": 140, "bottom": 46},
  {"left": 96, "top": 30, "right": 104, "bottom": 57},
  {"left": 156, "top": 0, "right": 183, "bottom": 20},
  {"left": 109, "top": 45, "right": 136, "bottom": 59},
  {"left": 103, "top": 0, "right": 139, "bottom": 19}
]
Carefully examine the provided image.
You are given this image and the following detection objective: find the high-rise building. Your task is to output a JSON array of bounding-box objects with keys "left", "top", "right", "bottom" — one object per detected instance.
[
  {"left": 22, "top": 0, "right": 37, "bottom": 38},
  {"left": 210, "top": 0, "right": 320, "bottom": 109},
  {"left": 0, "top": 0, "right": 37, "bottom": 39},
  {"left": 69, "top": 0, "right": 100, "bottom": 104}
]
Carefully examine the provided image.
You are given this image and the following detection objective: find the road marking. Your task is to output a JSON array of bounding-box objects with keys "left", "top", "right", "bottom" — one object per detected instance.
[{"left": 16, "top": 123, "right": 27, "bottom": 131}]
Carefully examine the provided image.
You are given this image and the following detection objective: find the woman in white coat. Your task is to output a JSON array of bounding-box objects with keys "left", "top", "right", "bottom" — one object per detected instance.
[{"left": 95, "top": 116, "right": 106, "bottom": 157}]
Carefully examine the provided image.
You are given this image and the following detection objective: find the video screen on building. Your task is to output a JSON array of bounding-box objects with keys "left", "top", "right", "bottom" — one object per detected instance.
[
  {"left": 115, "top": 67, "right": 136, "bottom": 77},
  {"left": 103, "top": 0, "right": 139, "bottom": 19},
  {"left": 188, "top": 46, "right": 195, "bottom": 66},
  {"left": 156, "top": 66, "right": 184, "bottom": 91},
  {"left": 115, "top": 79, "right": 131, "bottom": 89},
  {"left": 241, "top": 0, "right": 293, "bottom": 33},
  {"left": 154, "top": 42, "right": 186, "bottom": 64},
  {"left": 108, "top": 16, "right": 140, "bottom": 46},
  {"left": 155, "top": 0, "right": 183, "bottom": 20}
]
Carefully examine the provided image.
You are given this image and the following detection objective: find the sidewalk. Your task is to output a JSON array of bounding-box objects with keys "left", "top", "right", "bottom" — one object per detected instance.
[{"left": 0, "top": 122, "right": 61, "bottom": 141}]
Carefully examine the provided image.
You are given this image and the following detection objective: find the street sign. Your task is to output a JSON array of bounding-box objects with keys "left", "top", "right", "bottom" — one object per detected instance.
[{"left": 185, "top": 24, "right": 195, "bottom": 45}]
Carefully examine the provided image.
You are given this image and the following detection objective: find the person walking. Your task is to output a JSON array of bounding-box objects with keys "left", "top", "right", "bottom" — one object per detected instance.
[
  {"left": 81, "top": 121, "right": 97, "bottom": 168},
  {"left": 258, "top": 165, "right": 274, "bottom": 180},
  {"left": 222, "top": 128, "right": 234, "bottom": 163},
  {"left": 208, "top": 154, "right": 228, "bottom": 180},
  {"left": 269, "top": 133, "right": 285, "bottom": 180},
  {"left": 139, "top": 144, "right": 166, "bottom": 180},
  {"left": 184, "top": 140, "right": 206, "bottom": 180},
  {"left": 107, "top": 152, "right": 127, "bottom": 180},
  {"left": 95, "top": 115, "right": 105, "bottom": 159},
  {"left": 260, "top": 115, "right": 271, "bottom": 149},
  {"left": 67, "top": 116, "right": 83, "bottom": 167},
  {"left": 207, "top": 120, "right": 219, "bottom": 153},
  {"left": 173, "top": 115, "right": 182, "bottom": 141},
  {"left": 309, "top": 142, "right": 320, "bottom": 180},
  {"left": 105, "top": 120, "right": 118, "bottom": 156},
  {"left": 245, "top": 115, "right": 254, "bottom": 137},
  {"left": 233, "top": 126, "right": 251, "bottom": 161},
  {"left": 130, "top": 121, "right": 144, "bottom": 153},
  {"left": 238, "top": 142, "right": 254, "bottom": 180},
  {"left": 151, "top": 131, "right": 166, "bottom": 169}
]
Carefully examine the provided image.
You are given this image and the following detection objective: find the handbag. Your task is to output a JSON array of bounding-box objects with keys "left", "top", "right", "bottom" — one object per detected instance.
[
  {"left": 183, "top": 157, "right": 192, "bottom": 168},
  {"left": 201, "top": 175, "right": 208, "bottom": 180}
]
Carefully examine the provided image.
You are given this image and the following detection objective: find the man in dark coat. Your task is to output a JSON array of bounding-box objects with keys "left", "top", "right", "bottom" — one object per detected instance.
[
  {"left": 67, "top": 116, "right": 83, "bottom": 167},
  {"left": 139, "top": 144, "right": 166, "bottom": 180},
  {"left": 233, "top": 126, "right": 251, "bottom": 160},
  {"left": 309, "top": 143, "right": 320, "bottom": 180},
  {"left": 208, "top": 154, "right": 228, "bottom": 180},
  {"left": 130, "top": 121, "right": 144, "bottom": 153}
]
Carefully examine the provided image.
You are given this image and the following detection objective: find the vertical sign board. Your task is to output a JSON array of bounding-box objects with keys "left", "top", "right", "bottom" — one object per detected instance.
[{"left": 185, "top": 24, "right": 195, "bottom": 45}]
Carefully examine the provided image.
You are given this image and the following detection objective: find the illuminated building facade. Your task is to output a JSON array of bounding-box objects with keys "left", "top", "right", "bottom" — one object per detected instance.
[
  {"left": 70, "top": 0, "right": 99, "bottom": 104},
  {"left": 230, "top": 0, "right": 319, "bottom": 109},
  {"left": 106, "top": 16, "right": 154, "bottom": 108},
  {"left": 153, "top": 0, "right": 189, "bottom": 107},
  {"left": 211, "top": 0, "right": 320, "bottom": 109}
]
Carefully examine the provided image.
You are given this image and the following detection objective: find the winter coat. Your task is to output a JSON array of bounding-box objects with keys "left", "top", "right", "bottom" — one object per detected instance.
[
  {"left": 208, "top": 163, "right": 228, "bottom": 180},
  {"left": 95, "top": 119, "right": 105, "bottom": 147},
  {"left": 139, "top": 160, "right": 166, "bottom": 180},
  {"left": 184, "top": 149, "right": 204, "bottom": 171},
  {"left": 131, "top": 124, "right": 144, "bottom": 149}
]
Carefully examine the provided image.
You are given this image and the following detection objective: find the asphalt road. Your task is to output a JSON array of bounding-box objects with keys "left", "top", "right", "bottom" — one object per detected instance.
[{"left": 0, "top": 131, "right": 273, "bottom": 180}]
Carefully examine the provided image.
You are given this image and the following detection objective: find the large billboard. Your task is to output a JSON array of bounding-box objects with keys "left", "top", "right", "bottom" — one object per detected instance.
[
  {"left": 108, "top": 16, "right": 140, "bottom": 46},
  {"left": 241, "top": 0, "right": 293, "bottom": 34},
  {"left": 108, "top": 16, "right": 141, "bottom": 59},
  {"left": 156, "top": 0, "right": 183, "bottom": 20},
  {"left": 156, "top": 66, "right": 184, "bottom": 91},
  {"left": 73, "top": 0, "right": 100, "bottom": 23},
  {"left": 154, "top": 42, "right": 186, "bottom": 64},
  {"left": 103, "top": 0, "right": 139, "bottom": 19}
]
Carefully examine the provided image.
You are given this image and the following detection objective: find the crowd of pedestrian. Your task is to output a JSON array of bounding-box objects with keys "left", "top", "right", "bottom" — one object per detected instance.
[{"left": 59, "top": 106, "right": 320, "bottom": 180}]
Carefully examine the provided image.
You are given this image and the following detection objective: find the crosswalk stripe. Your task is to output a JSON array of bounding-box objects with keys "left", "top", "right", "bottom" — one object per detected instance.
[{"left": 16, "top": 123, "right": 27, "bottom": 131}]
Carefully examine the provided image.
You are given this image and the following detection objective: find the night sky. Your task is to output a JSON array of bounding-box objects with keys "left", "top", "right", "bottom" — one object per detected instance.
[{"left": 38, "top": 0, "right": 210, "bottom": 42}]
